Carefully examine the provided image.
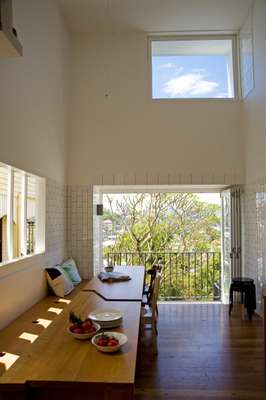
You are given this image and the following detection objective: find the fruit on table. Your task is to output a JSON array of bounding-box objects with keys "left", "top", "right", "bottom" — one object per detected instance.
[
  {"left": 95, "top": 334, "right": 119, "bottom": 347},
  {"left": 69, "top": 311, "right": 96, "bottom": 334}
]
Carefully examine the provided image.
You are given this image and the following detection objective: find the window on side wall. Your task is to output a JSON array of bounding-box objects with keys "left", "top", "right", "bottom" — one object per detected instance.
[
  {"left": 0, "top": 162, "right": 45, "bottom": 264},
  {"left": 150, "top": 36, "right": 237, "bottom": 100}
]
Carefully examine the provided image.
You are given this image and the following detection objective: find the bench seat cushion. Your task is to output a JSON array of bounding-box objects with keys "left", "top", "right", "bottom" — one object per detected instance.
[
  {"left": 46, "top": 267, "right": 74, "bottom": 297},
  {"left": 61, "top": 258, "right": 82, "bottom": 286}
]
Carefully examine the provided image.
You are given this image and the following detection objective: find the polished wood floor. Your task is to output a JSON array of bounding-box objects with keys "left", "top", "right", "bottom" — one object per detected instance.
[{"left": 136, "top": 303, "right": 266, "bottom": 400}]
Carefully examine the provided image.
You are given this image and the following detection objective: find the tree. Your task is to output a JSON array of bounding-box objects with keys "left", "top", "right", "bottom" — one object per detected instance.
[
  {"left": 103, "top": 193, "right": 221, "bottom": 301},
  {"left": 104, "top": 193, "right": 220, "bottom": 255}
]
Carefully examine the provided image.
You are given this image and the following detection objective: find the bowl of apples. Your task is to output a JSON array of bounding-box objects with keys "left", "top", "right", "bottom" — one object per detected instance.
[
  {"left": 91, "top": 332, "right": 127, "bottom": 353},
  {"left": 68, "top": 311, "right": 100, "bottom": 340}
]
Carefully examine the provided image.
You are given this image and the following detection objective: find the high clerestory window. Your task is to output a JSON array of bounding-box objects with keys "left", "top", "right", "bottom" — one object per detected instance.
[
  {"left": 0, "top": 162, "right": 45, "bottom": 264},
  {"left": 150, "top": 36, "right": 237, "bottom": 99}
]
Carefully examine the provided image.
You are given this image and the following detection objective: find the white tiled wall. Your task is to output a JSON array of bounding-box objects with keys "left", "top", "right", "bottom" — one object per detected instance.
[
  {"left": 45, "top": 178, "right": 67, "bottom": 266},
  {"left": 244, "top": 180, "right": 266, "bottom": 315},
  {"left": 240, "top": 5, "right": 255, "bottom": 99},
  {"left": 67, "top": 185, "right": 93, "bottom": 279},
  {"left": 66, "top": 173, "right": 244, "bottom": 281},
  {"left": 66, "top": 181, "right": 266, "bottom": 317}
]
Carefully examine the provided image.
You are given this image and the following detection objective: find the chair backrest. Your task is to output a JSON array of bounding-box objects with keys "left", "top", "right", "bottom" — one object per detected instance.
[
  {"left": 151, "top": 272, "right": 161, "bottom": 316},
  {"left": 147, "top": 264, "right": 163, "bottom": 304}
]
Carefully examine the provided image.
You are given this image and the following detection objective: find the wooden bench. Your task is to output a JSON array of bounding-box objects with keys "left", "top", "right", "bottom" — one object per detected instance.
[
  {"left": 0, "top": 291, "right": 141, "bottom": 400},
  {"left": 0, "top": 268, "right": 145, "bottom": 400},
  {"left": 0, "top": 280, "right": 88, "bottom": 377}
]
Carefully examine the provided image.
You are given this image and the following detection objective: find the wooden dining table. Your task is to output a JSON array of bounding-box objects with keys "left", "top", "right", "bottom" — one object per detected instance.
[
  {"left": 0, "top": 266, "right": 146, "bottom": 400},
  {"left": 82, "top": 266, "right": 146, "bottom": 302}
]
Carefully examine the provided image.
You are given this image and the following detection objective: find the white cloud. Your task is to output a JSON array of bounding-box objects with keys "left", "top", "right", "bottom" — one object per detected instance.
[
  {"left": 163, "top": 72, "right": 219, "bottom": 97},
  {"left": 159, "top": 62, "right": 176, "bottom": 69},
  {"left": 192, "top": 68, "right": 206, "bottom": 73}
]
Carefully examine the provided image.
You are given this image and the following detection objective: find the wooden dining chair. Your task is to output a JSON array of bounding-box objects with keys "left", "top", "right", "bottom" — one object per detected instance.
[
  {"left": 141, "top": 272, "right": 161, "bottom": 355},
  {"left": 142, "top": 263, "right": 163, "bottom": 314}
]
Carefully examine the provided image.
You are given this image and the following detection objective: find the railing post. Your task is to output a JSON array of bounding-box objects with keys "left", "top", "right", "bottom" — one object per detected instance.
[
  {"left": 182, "top": 253, "right": 185, "bottom": 299},
  {"left": 207, "top": 252, "right": 209, "bottom": 298},
  {"left": 194, "top": 252, "right": 197, "bottom": 299},
  {"left": 219, "top": 252, "right": 222, "bottom": 300},
  {"left": 188, "top": 253, "right": 190, "bottom": 299},
  {"left": 200, "top": 252, "right": 203, "bottom": 299},
  {"left": 212, "top": 252, "right": 215, "bottom": 301}
]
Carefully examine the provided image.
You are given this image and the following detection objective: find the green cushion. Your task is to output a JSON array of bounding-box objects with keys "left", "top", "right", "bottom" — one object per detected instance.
[{"left": 61, "top": 258, "right": 82, "bottom": 286}]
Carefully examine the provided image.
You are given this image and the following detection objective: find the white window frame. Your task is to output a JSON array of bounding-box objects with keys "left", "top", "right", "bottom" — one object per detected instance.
[
  {"left": 0, "top": 162, "right": 46, "bottom": 265},
  {"left": 148, "top": 34, "right": 240, "bottom": 101}
]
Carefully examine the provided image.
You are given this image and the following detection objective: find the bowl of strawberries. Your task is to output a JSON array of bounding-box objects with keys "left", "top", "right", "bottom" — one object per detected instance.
[
  {"left": 68, "top": 311, "right": 100, "bottom": 340},
  {"left": 91, "top": 332, "right": 127, "bottom": 353}
]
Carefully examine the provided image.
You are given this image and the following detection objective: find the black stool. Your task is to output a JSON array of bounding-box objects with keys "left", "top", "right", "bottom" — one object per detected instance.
[{"left": 229, "top": 277, "right": 256, "bottom": 320}]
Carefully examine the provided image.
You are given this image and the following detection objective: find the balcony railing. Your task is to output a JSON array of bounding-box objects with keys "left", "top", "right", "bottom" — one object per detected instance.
[{"left": 106, "top": 251, "right": 222, "bottom": 301}]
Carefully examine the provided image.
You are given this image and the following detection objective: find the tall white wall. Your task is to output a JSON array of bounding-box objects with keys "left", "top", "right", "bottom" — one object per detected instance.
[
  {"left": 242, "top": 0, "right": 266, "bottom": 315},
  {"left": 243, "top": 1, "right": 266, "bottom": 183},
  {"left": 67, "top": 32, "right": 244, "bottom": 278},
  {"left": 0, "top": 0, "right": 69, "bottom": 329},
  {"left": 68, "top": 33, "right": 244, "bottom": 186}
]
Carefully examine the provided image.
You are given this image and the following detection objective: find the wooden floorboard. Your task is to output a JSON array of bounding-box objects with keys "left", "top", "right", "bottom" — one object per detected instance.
[{"left": 136, "top": 303, "right": 266, "bottom": 400}]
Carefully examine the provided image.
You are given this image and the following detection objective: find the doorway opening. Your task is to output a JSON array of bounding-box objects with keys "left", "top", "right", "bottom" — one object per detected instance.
[{"left": 93, "top": 185, "right": 240, "bottom": 303}]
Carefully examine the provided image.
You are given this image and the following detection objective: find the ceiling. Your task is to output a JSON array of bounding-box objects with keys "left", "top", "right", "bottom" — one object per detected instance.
[{"left": 57, "top": 0, "right": 253, "bottom": 34}]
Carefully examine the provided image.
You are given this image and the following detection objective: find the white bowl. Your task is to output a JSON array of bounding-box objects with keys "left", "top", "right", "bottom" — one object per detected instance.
[
  {"left": 67, "top": 322, "right": 101, "bottom": 340},
  {"left": 89, "top": 309, "right": 123, "bottom": 328},
  {"left": 91, "top": 332, "right": 128, "bottom": 353},
  {"left": 97, "top": 318, "right": 123, "bottom": 329}
]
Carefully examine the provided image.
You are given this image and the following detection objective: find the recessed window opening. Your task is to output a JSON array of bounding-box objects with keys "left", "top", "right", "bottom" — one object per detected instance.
[
  {"left": 0, "top": 162, "right": 45, "bottom": 265},
  {"left": 151, "top": 36, "right": 236, "bottom": 99}
]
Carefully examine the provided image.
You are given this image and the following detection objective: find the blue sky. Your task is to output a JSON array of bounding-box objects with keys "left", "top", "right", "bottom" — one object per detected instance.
[{"left": 152, "top": 55, "right": 232, "bottom": 99}]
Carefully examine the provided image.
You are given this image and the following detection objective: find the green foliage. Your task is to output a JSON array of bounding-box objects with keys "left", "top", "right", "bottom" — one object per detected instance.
[
  {"left": 103, "top": 193, "right": 221, "bottom": 255},
  {"left": 103, "top": 193, "right": 222, "bottom": 301}
]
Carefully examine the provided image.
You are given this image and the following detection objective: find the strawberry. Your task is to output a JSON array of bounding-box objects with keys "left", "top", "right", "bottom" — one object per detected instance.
[
  {"left": 108, "top": 339, "right": 119, "bottom": 347},
  {"left": 82, "top": 321, "right": 93, "bottom": 331},
  {"left": 69, "top": 323, "right": 79, "bottom": 332},
  {"left": 95, "top": 334, "right": 119, "bottom": 347},
  {"left": 83, "top": 326, "right": 96, "bottom": 333},
  {"left": 96, "top": 338, "right": 106, "bottom": 346},
  {"left": 73, "top": 327, "right": 83, "bottom": 334}
]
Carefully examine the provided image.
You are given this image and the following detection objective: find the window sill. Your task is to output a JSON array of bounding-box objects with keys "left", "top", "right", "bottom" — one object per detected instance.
[
  {"left": 151, "top": 97, "right": 239, "bottom": 102},
  {"left": 0, "top": 252, "right": 46, "bottom": 280}
]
